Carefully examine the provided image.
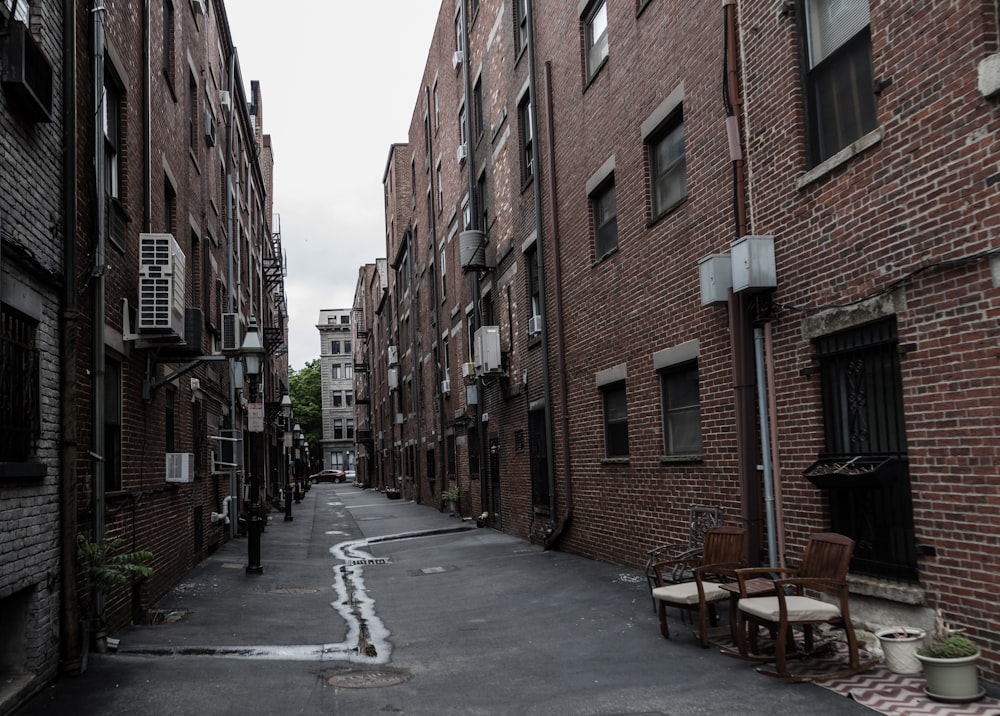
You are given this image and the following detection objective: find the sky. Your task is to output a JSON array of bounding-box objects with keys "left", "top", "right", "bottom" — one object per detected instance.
[{"left": 225, "top": 1, "right": 442, "bottom": 370}]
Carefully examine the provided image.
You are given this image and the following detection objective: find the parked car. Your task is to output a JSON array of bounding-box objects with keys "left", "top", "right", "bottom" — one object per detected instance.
[
  {"left": 344, "top": 469, "right": 356, "bottom": 483},
  {"left": 311, "top": 468, "right": 346, "bottom": 484}
]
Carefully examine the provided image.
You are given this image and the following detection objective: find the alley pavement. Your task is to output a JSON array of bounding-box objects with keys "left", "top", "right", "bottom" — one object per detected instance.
[{"left": 17, "top": 483, "right": 879, "bottom": 716}]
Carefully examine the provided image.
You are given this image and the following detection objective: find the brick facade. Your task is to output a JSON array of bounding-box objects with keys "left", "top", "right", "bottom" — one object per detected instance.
[{"left": 367, "top": 0, "right": 1000, "bottom": 684}]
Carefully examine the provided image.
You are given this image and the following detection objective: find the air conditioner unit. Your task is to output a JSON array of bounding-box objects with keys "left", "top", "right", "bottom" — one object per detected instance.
[
  {"left": 192, "top": 0, "right": 207, "bottom": 15},
  {"left": 456, "top": 144, "right": 467, "bottom": 164},
  {"left": 452, "top": 50, "right": 464, "bottom": 69},
  {"left": 474, "top": 325, "right": 503, "bottom": 375},
  {"left": 221, "top": 312, "right": 239, "bottom": 352},
  {"left": 528, "top": 315, "right": 543, "bottom": 336},
  {"left": 388, "top": 367, "right": 399, "bottom": 391},
  {"left": 138, "top": 233, "right": 186, "bottom": 339},
  {"left": 204, "top": 109, "right": 216, "bottom": 146},
  {"left": 396, "top": 413, "right": 405, "bottom": 425},
  {"left": 1, "top": 20, "right": 54, "bottom": 123},
  {"left": 461, "top": 362, "right": 477, "bottom": 379},
  {"left": 219, "top": 89, "right": 232, "bottom": 112},
  {"left": 387, "top": 345, "right": 399, "bottom": 366},
  {"left": 441, "top": 379, "right": 451, "bottom": 396},
  {"left": 165, "top": 452, "right": 195, "bottom": 483}
]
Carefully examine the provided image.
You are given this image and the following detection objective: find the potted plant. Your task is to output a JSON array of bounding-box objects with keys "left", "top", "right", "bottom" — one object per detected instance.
[
  {"left": 915, "top": 611, "right": 984, "bottom": 703},
  {"left": 76, "top": 535, "right": 154, "bottom": 652},
  {"left": 441, "top": 487, "right": 460, "bottom": 514},
  {"left": 874, "top": 626, "right": 926, "bottom": 674}
]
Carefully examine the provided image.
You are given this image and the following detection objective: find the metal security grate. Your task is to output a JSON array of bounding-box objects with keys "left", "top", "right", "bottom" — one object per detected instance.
[{"left": 0, "top": 306, "right": 39, "bottom": 461}]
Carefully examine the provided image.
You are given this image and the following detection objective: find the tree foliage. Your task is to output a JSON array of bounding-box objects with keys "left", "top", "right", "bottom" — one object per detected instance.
[{"left": 289, "top": 359, "right": 323, "bottom": 454}]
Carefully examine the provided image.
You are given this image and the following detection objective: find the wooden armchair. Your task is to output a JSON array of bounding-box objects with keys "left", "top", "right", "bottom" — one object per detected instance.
[
  {"left": 734, "top": 532, "right": 877, "bottom": 681},
  {"left": 650, "top": 526, "right": 746, "bottom": 648},
  {"left": 644, "top": 506, "right": 725, "bottom": 609}
]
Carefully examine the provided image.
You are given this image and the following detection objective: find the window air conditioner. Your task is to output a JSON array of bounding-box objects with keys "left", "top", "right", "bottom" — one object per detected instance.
[
  {"left": 528, "top": 315, "right": 543, "bottom": 336},
  {"left": 456, "top": 144, "right": 467, "bottom": 164},
  {"left": 461, "top": 362, "right": 477, "bottom": 379},
  {"left": 165, "top": 452, "right": 195, "bottom": 483},
  {"left": 1, "top": 20, "right": 54, "bottom": 123},
  {"left": 452, "top": 50, "right": 464, "bottom": 69},
  {"left": 138, "top": 233, "right": 186, "bottom": 340},
  {"left": 388, "top": 367, "right": 399, "bottom": 391},
  {"left": 219, "top": 89, "right": 232, "bottom": 113},
  {"left": 221, "top": 312, "right": 239, "bottom": 352},
  {"left": 441, "top": 379, "right": 451, "bottom": 396},
  {"left": 387, "top": 345, "right": 399, "bottom": 366}
]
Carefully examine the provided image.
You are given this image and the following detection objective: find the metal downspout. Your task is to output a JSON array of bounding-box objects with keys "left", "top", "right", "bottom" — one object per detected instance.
[
  {"left": 723, "top": 0, "right": 762, "bottom": 566},
  {"left": 407, "top": 229, "right": 420, "bottom": 499},
  {"left": 59, "top": 0, "right": 82, "bottom": 674},
  {"left": 425, "top": 86, "right": 445, "bottom": 491},
  {"left": 90, "top": 0, "right": 107, "bottom": 552},
  {"left": 225, "top": 50, "right": 237, "bottom": 535}
]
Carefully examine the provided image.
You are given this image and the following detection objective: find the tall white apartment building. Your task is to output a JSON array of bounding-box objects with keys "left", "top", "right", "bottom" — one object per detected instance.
[{"left": 317, "top": 309, "right": 355, "bottom": 472}]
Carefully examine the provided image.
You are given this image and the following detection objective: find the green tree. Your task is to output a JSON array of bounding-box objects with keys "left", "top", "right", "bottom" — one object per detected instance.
[{"left": 289, "top": 359, "right": 322, "bottom": 465}]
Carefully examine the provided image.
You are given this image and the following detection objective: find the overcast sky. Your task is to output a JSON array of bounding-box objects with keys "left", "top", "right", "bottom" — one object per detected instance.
[{"left": 225, "top": 1, "right": 441, "bottom": 370}]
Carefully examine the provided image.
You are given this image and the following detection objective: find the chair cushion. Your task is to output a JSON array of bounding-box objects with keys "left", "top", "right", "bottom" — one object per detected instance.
[
  {"left": 738, "top": 595, "right": 841, "bottom": 622},
  {"left": 652, "top": 580, "right": 728, "bottom": 606}
]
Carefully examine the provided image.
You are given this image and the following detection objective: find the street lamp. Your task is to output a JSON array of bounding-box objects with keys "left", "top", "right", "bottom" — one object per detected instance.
[
  {"left": 241, "top": 316, "right": 265, "bottom": 575},
  {"left": 280, "top": 391, "right": 293, "bottom": 522}
]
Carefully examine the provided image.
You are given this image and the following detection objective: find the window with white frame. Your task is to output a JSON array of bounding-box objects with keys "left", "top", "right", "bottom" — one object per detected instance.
[
  {"left": 518, "top": 92, "right": 534, "bottom": 183},
  {"left": 584, "top": 0, "right": 609, "bottom": 80},
  {"left": 802, "top": 0, "right": 876, "bottom": 165}
]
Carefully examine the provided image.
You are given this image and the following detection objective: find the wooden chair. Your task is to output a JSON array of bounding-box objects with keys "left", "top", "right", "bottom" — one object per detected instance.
[
  {"left": 650, "top": 526, "right": 746, "bottom": 648},
  {"left": 644, "top": 506, "right": 725, "bottom": 609},
  {"left": 734, "top": 532, "right": 877, "bottom": 681}
]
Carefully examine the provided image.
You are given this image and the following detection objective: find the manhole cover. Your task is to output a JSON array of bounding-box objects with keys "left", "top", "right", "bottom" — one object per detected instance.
[
  {"left": 327, "top": 668, "right": 411, "bottom": 688},
  {"left": 347, "top": 558, "right": 390, "bottom": 565}
]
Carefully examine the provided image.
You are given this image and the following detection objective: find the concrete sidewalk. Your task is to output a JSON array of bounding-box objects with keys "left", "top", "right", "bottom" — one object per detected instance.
[{"left": 17, "top": 483, "right": 876, "bottom": 715}]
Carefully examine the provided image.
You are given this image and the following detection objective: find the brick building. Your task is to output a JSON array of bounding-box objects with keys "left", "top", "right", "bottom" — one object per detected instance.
[
  {"left": 0, "top": 1, "right": 66, "bottom": 710},
  {"left": 364, "top": 0, "right": 1000, "bottom": 683},
  {"left": 3, "top": 3, "right": 287, "bottom": 710}
]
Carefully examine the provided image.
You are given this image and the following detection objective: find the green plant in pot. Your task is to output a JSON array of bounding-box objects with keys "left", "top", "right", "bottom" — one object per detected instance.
[
  {"left": 915, "top": 611, "right": 983, "bottom": 703},
  {"left": 76, "top": 535, "right": 154, "bottom": 651},
  {"left": 441, "top": 487, "right": 460, "bottom": 513}
]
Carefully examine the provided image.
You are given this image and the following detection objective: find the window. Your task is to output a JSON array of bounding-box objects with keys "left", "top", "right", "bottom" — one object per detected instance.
[
  {"left": 188, "top": 71, "right": 198, "bottom": 148},
  {"left": 0, "top": 305, "right": 39, "bottom": 463},
  {"left": 458, "top": 103, "right": 467, "bottom": 150},
  {"left": 649, "top": 114, "right": 686, "bottom": 219},
  {"left": 526, "top": 245, "right": 540, "bottom": 320},
  {"left": 331, "top": 364, "right": 341, "bottom": 380},
  {"left": 104, "top": 357, "right": 123, "bottom": 492},
  {"left": 340, "top": 314, "right": 350, "bottom": 324},
  {"left": 344, "top": 339, "right": 351, "bottom": 353},
  {"left": 584, "top": 1, "right": 609, "bottom": 80},
  {"left": 436, "top": 163, "right": 443, "bottom": 212},
  {"left": 433, "top": 81, "right": 440, "bottom": 130},
  {"left": 347, "top": 419, "right": 354, "bottom": 439},
  {"left": 165, "top": 387, "right": 176, "bottom": 453},
  {"left": 518, "top": 93, "right": 534, "bottom": 183},
  {"left": 345, "top": 391, "right": 353, "bottom": 407},
  {"left": 334, "top": 419, "right": 344, "bottom": 440},
  {"left": 331, "top": 340, "right": 341, "bottom": 355},
  {"left": 515, "top": 0, "right": 528, "bottom": 56},
  {"left": 475, "top": 171, "right": 487, "bottom": 230},
  {"left": 440, "top": 246, "right": 447, "bottom": 299},
  {"left": 473, "top": 76, "right": 484, "bottom": 140},
  {"left": 602, "top": 381, "right": 629, "bottom": 458},
  {"left": 332, "top": 392, "right": 343, "bottom": 408},
  {"left": 164, "top": 179, "right": 176, "bottom": 234},
  {"left": 660, "top": 363, "right": 702, "bottom": 456},
  {"left": 345, "top": 363, "right": 353, "bottom": 380},
  {"left": 814, "top": 318, "right": 916, "bottom": 581},
  {"left": 104, "top": 66, "right": 127, "bottom": 250},
  {"left": 592, "top": 180, "right": 617, "bottom": 258},
  {"left": 802, "top": 0, "right": 876, "bottom": 165},
  {"left": 162, "top": 0, "right": 175, "bottom": 86}
]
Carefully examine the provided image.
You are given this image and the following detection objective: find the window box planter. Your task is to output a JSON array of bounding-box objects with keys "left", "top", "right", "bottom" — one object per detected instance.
[{"left": 802, "top": 455, "right": 904, "bottom": 489}]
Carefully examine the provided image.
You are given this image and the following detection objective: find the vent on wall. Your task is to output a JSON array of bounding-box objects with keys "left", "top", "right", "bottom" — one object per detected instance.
[{"left": 221, "top": 312, "right": 239, "bottom": 352}]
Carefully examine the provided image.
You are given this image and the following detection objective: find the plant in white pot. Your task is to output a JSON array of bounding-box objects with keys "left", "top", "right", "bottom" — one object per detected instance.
[
  {"left": 874, "top": 625, "right": 926, "bottom": 675},
  {"left": 915, "top": 611, "right": 984, "bottom": 703}
]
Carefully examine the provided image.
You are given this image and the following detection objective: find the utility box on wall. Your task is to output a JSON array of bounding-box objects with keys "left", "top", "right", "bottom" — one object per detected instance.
[
  {"left": 698, "top": 254, "right": 732, "bottom": 305},
  {"left": 731, "top": 235, "right": 776, "bottom": 293}
]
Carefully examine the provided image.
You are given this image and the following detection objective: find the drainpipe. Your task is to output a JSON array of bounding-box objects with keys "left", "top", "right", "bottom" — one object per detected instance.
[
  {"left": 723, "top": 0, "right": 764, "bottom": 566},
  {"left": 225, "top": 49, "right": 237, "bottom": 535},
  {"left": 425, "top": 86, "right": 445, "bottom": 490},
  {"left": 59, "top": 0, "right": 82, "bottom": 674},
  {"left": 90, "top": 0, "right": 107, "bottom": 553},
  {"left": 406, "top": 227, "right": 420, "bottom": 500}
]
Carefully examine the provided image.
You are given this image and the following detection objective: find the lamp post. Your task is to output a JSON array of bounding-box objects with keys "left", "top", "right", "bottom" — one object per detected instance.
[
  {"left": 241, "top": 316, "right": 265, "bottom": 575},
  {"left": 293, "top": 423, "right": 302, "bottom": 503},
  {"left": 281, "top": 391, "right": 293, "bottom": 522}
]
